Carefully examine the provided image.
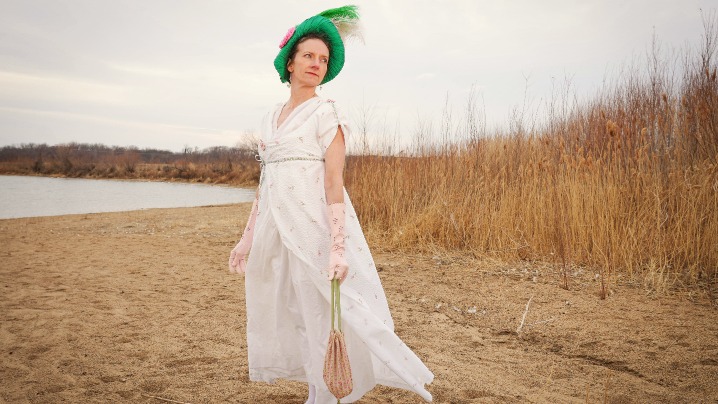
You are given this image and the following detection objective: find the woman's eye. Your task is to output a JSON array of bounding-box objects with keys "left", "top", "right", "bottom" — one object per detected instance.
[{"left": 321, "top": 58, "right": 328, "bottom": 63}]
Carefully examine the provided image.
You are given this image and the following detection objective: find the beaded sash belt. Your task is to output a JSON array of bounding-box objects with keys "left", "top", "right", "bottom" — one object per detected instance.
[
  {"left": 256, "top": 154, "right": 325, "bottom": 168},
  {"left": 256, "top": 155, "right": 325, "bottom": 185}
]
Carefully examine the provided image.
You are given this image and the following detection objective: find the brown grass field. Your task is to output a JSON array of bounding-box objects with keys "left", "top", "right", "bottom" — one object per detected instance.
[{"left": 344, "top": 17, "right": 718, "bottom": 294}]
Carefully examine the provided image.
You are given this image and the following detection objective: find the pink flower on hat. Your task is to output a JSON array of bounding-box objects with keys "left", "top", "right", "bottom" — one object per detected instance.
[{"left": 279, "top": 26, "right": 295, "bottom": 49}]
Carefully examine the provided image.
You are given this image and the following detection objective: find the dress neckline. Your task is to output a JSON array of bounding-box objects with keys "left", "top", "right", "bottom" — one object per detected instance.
[{"left": 273, "top": 96, "right": 322, "bottom": 133}]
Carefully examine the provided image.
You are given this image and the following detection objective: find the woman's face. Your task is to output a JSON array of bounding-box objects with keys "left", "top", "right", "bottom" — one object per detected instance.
[{"left": 288, "top": 38, "right": 329, "bottom": 87}]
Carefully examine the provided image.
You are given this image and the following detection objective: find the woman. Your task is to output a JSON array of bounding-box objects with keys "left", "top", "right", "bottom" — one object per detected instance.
[{"left": 229, "top": 6, "right": 433, "bottom": 403}]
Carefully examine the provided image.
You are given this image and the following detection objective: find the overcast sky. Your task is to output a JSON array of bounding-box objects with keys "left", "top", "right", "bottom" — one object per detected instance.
[{"left": 0, "top": 0, "right": 713, "bottom": 152}]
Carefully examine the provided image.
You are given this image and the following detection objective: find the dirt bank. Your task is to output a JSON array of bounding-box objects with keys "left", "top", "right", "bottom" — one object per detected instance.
[{"left": 1, "top": 205, "right": 716, "bottom": 403}]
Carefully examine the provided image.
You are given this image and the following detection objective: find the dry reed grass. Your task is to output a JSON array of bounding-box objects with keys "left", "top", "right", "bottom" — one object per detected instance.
[{"left": 345, "top": 12, "right": 718, "bottom": 294}]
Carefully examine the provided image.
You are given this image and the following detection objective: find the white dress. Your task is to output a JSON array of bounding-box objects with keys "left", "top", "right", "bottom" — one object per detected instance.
[{"left": 244, "top": 96, "right": 433, "bottom": 403}]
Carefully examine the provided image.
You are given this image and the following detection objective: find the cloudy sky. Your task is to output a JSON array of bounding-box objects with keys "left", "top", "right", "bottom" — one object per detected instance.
[{"left": 0, "top": 0, "right": 713, "bottom": 152}]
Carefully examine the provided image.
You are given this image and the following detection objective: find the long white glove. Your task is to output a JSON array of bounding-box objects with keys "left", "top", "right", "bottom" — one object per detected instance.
[
  {"left": 229, "top": 198, "right": 258, "bottom": 274},
  {"left": 326, "top": 202, "right": 348, "bottom": 283}
]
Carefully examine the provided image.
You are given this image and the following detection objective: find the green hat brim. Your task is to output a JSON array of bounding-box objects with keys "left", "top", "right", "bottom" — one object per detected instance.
[{"left": 274, "top": 15, "right": 345, "bottom": 85}]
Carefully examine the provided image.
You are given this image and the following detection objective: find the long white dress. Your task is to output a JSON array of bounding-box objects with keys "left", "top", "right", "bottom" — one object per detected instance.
[{"left": 244, "top": 96, "right": 433, "bottom": 403}]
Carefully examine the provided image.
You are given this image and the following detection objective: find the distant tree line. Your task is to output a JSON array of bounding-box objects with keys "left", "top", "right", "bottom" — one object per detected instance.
[{"left": 0, "top": 142, "right": 261, "bottom": 185}]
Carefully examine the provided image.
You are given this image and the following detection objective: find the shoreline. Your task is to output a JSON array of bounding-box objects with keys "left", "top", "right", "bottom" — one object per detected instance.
[
  {"left": 0, "top": 203, "right": 244, "bottom": 222},
  {"left": 0, "top": 172, "right": 256, "bottom": 187},
  {"left": 1, "top": 206, "right": 716, "bottom": 402}
]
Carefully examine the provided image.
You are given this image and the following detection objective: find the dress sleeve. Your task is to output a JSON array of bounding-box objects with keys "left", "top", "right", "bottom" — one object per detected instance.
[{"left": 316, "top": 100, "right": 352, "bottom": 153}]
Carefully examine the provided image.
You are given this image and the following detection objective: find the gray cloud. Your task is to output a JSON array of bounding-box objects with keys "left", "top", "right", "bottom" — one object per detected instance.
[{"left": 0, "top": 0, "right": 713, "bottom": 151}]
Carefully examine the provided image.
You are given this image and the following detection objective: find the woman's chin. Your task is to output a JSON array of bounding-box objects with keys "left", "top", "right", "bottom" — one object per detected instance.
[
  {"left": 306, "top": 74, "right": 324, "bottom": 84},
  {"left": 294, "top": 79, "right": 322, "bottom": 88}
]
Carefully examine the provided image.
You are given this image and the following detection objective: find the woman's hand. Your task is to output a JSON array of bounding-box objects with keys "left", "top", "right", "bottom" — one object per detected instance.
[
  {"left": 328, "top": 246, "right": 349, "bottom": 283},
  {"left": 229, "top": 197, "right": 258, "bottom": 274},
  {"left": 229, "top": 240, "right": 250, "bottom": 274}
]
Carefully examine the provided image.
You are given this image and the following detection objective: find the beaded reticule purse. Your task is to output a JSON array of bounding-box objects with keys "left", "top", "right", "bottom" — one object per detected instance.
[{"left": 323, "top": 278, "right": 353, "bottom": 402}]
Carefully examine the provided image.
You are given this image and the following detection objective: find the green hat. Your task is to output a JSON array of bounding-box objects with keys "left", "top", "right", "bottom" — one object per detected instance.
[{"left": 274, "top": 5, "right": 362, "bottom": 85}]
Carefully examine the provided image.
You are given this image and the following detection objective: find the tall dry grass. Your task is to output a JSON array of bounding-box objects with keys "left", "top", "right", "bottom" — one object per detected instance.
[{"left": 345, "top": 12, "right": 718, "bottom": 294}]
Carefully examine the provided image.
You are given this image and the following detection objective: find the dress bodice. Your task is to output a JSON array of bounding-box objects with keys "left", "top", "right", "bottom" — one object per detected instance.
[
  {"left": 258, "top": 97, "right": 349, "bottom": 163},
  {"left": 254, "top": 97, "right": 362, "bottom": 281}
]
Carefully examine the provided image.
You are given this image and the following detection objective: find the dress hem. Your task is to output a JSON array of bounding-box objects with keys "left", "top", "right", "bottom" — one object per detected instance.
[{"left": 248, "top": 367, "right": 433, "bottom": 402}]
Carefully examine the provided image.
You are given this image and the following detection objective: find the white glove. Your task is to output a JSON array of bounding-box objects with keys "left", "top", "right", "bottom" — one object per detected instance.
[
  {"left": 326, "top": 202, "right": 348, "bottom": 283},
  {"left": 229, "top": 198, "right": 258, "bottom": 274}
]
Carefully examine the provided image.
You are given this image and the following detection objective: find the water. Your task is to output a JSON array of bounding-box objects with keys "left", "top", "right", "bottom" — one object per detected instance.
[{"left": 0, "top": 175, "right": 255, "bottom": 219}]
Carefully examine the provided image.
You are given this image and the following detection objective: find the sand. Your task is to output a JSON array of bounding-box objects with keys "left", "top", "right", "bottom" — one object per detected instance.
[{"left": 1, "top": 204, "right": 716, "bottom": 403}]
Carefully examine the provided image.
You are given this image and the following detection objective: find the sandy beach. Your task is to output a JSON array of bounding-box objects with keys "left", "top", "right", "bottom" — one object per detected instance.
[{"left": 1, "top": 204, "right": 716, "bottom": 403}]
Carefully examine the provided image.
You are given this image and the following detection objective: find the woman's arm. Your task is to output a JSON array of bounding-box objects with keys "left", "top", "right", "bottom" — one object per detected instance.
[
  {"left": 324, "top": 126, "right": 346, "bottom": 204},
  {"left": 324, "top": 126, "right": 348, "bottom": 282}
]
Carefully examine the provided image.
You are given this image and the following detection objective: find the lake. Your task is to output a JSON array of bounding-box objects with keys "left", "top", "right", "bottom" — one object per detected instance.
[{"left": 0, "top": 175, "right": 255, "bottom": 219}]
